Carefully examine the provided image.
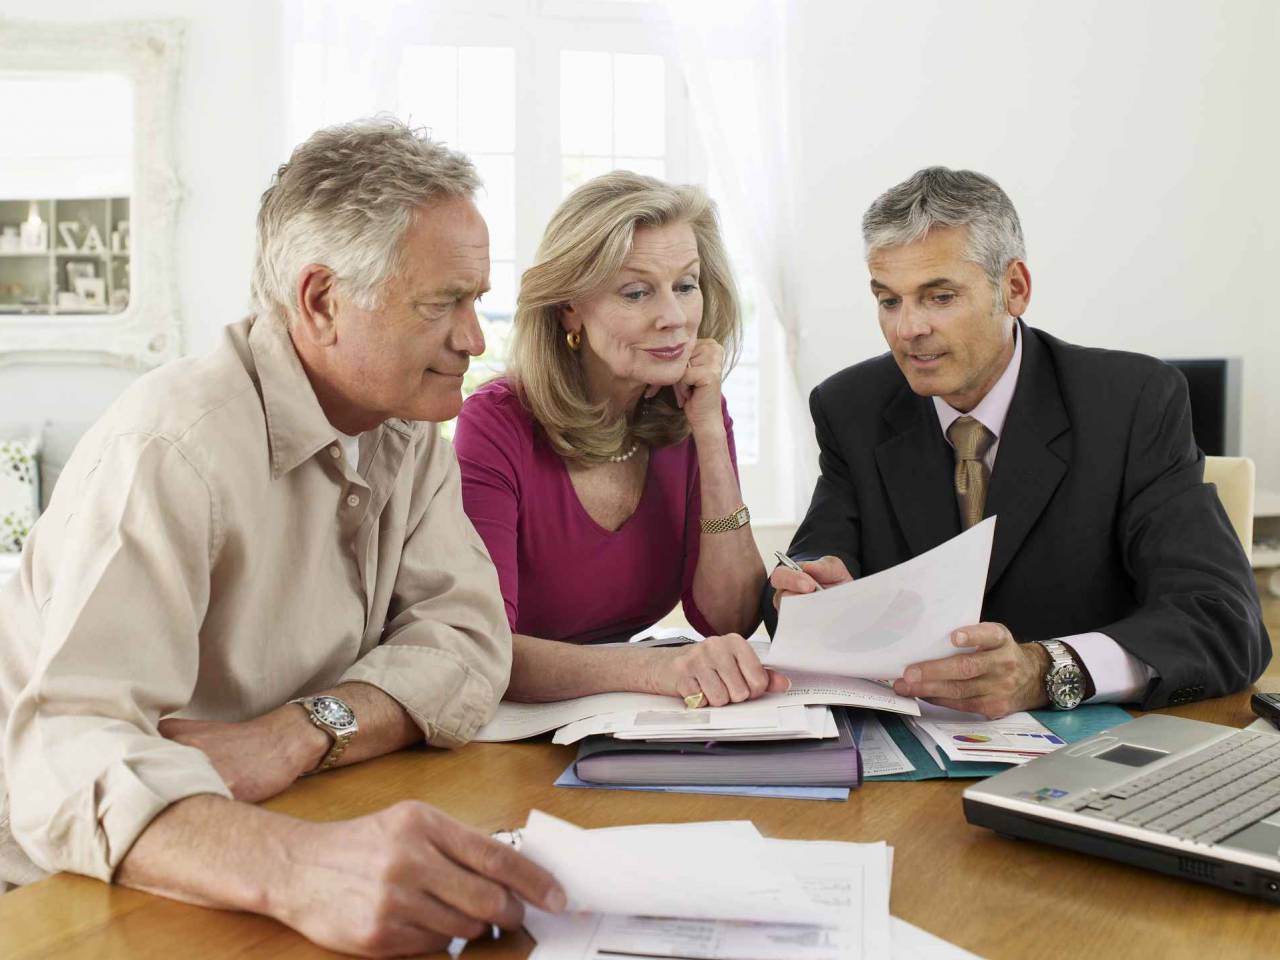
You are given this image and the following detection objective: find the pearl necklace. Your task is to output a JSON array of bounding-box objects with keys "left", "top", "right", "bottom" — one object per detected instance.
[{"left": 608, "top": 440, "right": 641, "bottom": 463}]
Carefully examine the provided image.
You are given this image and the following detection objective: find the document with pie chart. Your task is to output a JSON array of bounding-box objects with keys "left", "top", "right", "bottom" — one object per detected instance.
[{"left": 765, "top": 517, "right": 996, "bottom": 681}]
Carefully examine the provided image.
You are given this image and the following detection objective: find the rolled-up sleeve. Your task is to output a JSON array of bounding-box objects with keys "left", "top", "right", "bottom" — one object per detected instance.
[
  {"left": 340, "top": 434, "right": 512, "bottom": 748},
  {"left": 4, "top": 435, "right": 232, "bottom": 883}
]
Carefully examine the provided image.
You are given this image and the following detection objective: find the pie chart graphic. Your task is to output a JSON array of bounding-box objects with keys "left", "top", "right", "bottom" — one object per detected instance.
[{"left": 953, "top": 734, "right": 992, "bottom": 743}]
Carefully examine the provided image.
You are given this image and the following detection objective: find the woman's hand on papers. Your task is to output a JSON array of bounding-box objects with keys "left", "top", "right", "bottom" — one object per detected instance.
[
  {"left": 650, "top": 633, "right": 791, "bottom": 706},
  {"left": 890, "top": 623, "right": 1051, "bottom": 719},
  {"left": 769, "top": 555, "right": 854, "bottom": 608},
  {"left": 271, "top": 801, "right": 567, "bottom": 957}
]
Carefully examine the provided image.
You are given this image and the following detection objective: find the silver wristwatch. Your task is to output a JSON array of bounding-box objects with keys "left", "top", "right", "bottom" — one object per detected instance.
[
  {"left": 1038, "top": 640, "right": 1085, "bottom": 710},
  {"left": 289, "top": 694, "right": 358, "bottom": 774}
]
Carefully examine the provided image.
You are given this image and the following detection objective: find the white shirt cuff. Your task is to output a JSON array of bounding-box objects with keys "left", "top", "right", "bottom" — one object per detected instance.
[{"left": 1057, "top": 632, "right": 1157, "bottom": 704}]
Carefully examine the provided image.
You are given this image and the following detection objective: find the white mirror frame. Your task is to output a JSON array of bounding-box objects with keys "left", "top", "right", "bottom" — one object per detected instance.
[{"left": 0, "top": 19, "right": 183, "bottom": 369}]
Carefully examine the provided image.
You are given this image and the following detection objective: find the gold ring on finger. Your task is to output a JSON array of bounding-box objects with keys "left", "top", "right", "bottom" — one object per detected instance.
[{"left": 684, "top": 692, "right": 706, "bottom": 709}]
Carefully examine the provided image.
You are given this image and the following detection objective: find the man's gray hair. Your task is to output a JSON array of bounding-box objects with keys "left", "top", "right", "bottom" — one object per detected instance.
[
  {"left": 861, "top": 167, "right": 1025, "bottom": 290},
  {"left": 251, "top": 117, "right": 481, "bottom": 321}
]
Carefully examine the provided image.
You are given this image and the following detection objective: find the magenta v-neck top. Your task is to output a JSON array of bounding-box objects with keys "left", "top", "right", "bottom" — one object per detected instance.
[{"left": 454, "top": 379, "right": 737, "bottom": 644}]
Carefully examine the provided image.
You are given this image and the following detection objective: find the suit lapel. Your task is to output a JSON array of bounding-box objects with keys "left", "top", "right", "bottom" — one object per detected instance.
[
  {"left": 875, "top": 385, "right": 960, "bottom": 557},
  {"left": 984, "top": 324, "right": 1070, "bottom": 590}
]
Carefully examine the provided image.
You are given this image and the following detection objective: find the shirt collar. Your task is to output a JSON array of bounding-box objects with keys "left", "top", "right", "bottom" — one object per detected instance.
[
  {"left": 247, "top": 316, "right": 425, "bottom": 480},
  {"left": 932, "top": 321, "right": 1023, "bottom": 444},
  {"left": 248, "top": 315, "right": 354, "bottom": 479}
]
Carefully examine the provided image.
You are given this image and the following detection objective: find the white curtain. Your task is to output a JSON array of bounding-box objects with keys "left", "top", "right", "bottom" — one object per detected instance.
[
  {"left": 661, "top": 0, "right": 816, "bottom": 519},
  {"left": 278, "top": 0, "right": 431, "bottom": 155}
]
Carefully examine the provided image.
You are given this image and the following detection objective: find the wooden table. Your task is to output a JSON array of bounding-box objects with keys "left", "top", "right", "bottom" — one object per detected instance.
[{"left": 4, "top": 683, "right": 1280, "bottom": 960}]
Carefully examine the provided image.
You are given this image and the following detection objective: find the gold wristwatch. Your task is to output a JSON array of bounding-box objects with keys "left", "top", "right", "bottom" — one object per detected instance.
[{"left": 701, "top": 503, "right": 751, "bottom": 534}]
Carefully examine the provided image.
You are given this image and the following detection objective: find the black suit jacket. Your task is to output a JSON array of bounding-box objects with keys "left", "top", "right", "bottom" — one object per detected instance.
[{"left": 765, "top": 322, "right": 1269, "bottom": 709}]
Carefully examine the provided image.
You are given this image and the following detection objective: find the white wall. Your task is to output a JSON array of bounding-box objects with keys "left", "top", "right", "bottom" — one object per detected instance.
[
  {"left": 789, "top": 0, "right": 1280, "bottom": 490},
  {"left": 1, "top": 0, "right": 284, "bottom": 427}
]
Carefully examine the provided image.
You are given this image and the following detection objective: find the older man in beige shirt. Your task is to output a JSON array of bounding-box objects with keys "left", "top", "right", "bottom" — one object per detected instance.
[{"left": 0, "top": 119, "right": 564, "bottom": 957}]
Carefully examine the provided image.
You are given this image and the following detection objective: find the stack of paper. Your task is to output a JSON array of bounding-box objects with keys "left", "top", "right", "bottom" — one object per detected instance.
[
  {"left": 519, "top": 811, "right": 892, "bottom": 959},
  {"left": 553, "top": 702, "right": 836, "bottom": 745},
  {"left": 906, "top": 704, "right": 1067, "bottom": 766},
  {"left": 473, "top": 670, "right": 919, "bottom": 744},
  {"left": 516, "top": 811, "right": 983, "bottom": 960}
]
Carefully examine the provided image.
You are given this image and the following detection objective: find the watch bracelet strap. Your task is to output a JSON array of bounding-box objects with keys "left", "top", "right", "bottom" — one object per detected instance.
[
  {"left": 290, "top": 697, "right": 354, "bottom": 776},
  {"left": 1058, "top": 640, "right": 1097, "bottom": 701},
  {"left": 1039, "top": 640, "right": 1096, "bottom": 703},
  {"left": 701, "top": 504, "right": 749, "bottom": 534},
  {"left": 306, "top": 721, "right": 353, "bottom": 775}
]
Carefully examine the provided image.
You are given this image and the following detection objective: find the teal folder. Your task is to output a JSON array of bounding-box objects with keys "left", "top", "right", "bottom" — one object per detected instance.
[{"left": 859, "top": 704, "right": 1134, "bottom": 781}]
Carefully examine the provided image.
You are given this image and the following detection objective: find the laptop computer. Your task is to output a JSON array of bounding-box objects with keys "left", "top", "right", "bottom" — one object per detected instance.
[{"left": 963, "top": 713, "right": 1280, "bottom": 901}]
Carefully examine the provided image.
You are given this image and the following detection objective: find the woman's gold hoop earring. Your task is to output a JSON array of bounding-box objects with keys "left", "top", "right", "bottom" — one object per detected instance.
[{"left": 566, "top": 330, "right": 582, "bottom": 351}]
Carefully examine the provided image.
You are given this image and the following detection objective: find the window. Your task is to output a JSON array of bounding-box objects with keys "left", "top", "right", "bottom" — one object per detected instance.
[
  {"left": 560, "top": 51, "right": 665, "bottom": 195},
  {"left": 398, "top": 45, "right": 517, "bottom": 324},
  {"left": 283, "top": 0, "right": 790, "bottom": 514}
]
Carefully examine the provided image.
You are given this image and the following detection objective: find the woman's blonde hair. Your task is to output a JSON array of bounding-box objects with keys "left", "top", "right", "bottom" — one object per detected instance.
[{"left": 506, "top": 171, "right": 741, "bottom": 463}]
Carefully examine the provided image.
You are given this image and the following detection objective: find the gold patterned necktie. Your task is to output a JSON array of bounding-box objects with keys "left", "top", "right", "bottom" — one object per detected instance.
[{"left": 947, "top": 416, "right": 995, "bottom": 529}]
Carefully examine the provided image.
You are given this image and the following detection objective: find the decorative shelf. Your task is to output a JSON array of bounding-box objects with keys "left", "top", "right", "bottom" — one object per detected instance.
[{"left": 0, "top": 196, "right": 130, "bottom": 316}]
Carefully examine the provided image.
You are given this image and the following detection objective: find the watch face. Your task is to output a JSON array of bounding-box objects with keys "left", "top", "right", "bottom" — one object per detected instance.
[
  {"left": 312, "top": 696, "right": 356, "bottom": 729},
  {"left": 1048, "top": 664, "right": 1085, "bottom": 709},
  {"left": 735, "top": 507, "right": 749, "bottom": 524}
]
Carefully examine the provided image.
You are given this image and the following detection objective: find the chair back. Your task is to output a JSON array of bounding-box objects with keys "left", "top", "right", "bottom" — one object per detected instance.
[{"left": 1204, "top": 456, "right": 1255, "bottom": 556}]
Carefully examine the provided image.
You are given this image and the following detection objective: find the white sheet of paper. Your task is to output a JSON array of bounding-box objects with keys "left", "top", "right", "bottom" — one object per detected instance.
[
  {"left": 553, "top": 703, "right": 828, "bottom": 745},
  {"left": 611, "top": 705, "right": 834, "bottom": 741},
  {"left": 765, "top": 517, "right": 996, "bottom": 680},
  {"left": 523, "top": 828, "right": 894, "bottom": 960},
  {"left": 473, "top": 691, "right": 684, "bottom": 742},
  {"left": 526, "top": 915, "right": 984, "bottom": 960},
  {"left": 519, "top": 812, "right": 832, "bottom": 926},
  {"left": 909, "top": 710, "right": 1065, "bottom": 764},
  {"left": 779, "top": 671, "right": 922, "bottom": 716},
  {"left": 629, "top": 625, "right": 707, "bottom": 643},
  {"left": 891, "top": 917, "right": 986, "bottom": 959},
  {"left": 855, "top": 713, "right": 916, "bottom": 777}
]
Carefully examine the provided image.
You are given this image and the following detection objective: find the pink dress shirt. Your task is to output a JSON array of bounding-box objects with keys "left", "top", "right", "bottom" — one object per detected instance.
[
  {"left": 932, "top": 325, "right": 1158, "bottom": 703},
  {"left": 454, "top": 379, "right": 736, "bottom": 643}
]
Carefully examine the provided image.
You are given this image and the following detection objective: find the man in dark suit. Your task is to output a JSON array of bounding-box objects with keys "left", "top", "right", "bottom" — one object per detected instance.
[{"left": 766, "top": 167, "right": 1268, "bottom": 717}]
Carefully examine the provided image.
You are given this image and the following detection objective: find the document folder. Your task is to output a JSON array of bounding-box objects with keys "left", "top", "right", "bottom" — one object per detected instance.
[{"left": 573, "top": 707, "right": 863, "bottom": 787}]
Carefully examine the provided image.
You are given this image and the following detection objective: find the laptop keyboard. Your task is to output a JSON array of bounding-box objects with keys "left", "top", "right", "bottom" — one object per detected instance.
[{"left": 1069, "top": 731, "right": 1280, "bottom": 845}]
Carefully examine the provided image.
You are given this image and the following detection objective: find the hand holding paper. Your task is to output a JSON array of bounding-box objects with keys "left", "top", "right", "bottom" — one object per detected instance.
[
  {"left": 765, "top": 518, "right": 996, "bottom": 682},
  {"left": 518, "top": 811, "right": 828, "bottom": 924},
  {"left": 892, "top": 619, "right": 1052, "bottom": 718}
]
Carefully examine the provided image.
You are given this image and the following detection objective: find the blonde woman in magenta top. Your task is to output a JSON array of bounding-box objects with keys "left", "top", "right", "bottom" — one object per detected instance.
[{"left": 454, "top": 172, "right": 784, "bottom": 706}]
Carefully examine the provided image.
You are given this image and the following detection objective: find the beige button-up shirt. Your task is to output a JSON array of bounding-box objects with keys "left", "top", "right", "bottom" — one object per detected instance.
[{"left": 0, "top": 316, "right": 511, "bottom": 888}]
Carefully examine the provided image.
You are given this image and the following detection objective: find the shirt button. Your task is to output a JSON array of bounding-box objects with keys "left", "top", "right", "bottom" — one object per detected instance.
[
  {"left": 329, "top": 446, "right": 341, "bottom": 458},
  {"left": 346, "top": 493, "right": 360, "bottom": 507}
]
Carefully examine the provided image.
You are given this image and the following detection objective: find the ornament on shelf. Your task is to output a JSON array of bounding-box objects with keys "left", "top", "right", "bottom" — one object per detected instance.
[
  {"left": 19, "top": 203, "right": 47, "bottom": 252},
  {"left": 82, "top": 225, "right": 105, "bottom": 254},
  {"left": 57, "top": 222, "right": 82, "bottom": 253}
]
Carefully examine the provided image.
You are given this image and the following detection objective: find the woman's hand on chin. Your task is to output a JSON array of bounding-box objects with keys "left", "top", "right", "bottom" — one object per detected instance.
[
  {"left": 650, "top": 633, "right": 790, "bottom": 707},
  {"left": 674, "top": 339, "right": 726, "bottom": 436}
]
